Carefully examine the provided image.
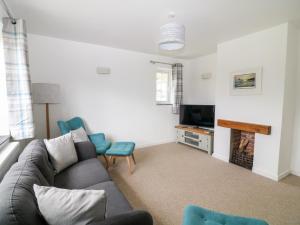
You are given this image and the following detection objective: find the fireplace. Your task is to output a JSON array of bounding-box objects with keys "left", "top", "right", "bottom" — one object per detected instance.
[
  {"left": 217, "top": 119, "right": 271, "bottom": 170},
  {"left": 230, "top": 129, "right": 255, "bottom": 169}
]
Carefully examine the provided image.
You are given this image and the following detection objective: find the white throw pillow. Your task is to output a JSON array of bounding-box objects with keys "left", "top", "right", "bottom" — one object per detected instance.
[
  {"left": 70, "top": 127, "right": 89, "bottom": 143},
  {"left": 44, "top": 133, "right": 78, "bottom": 173},
  {"left": 33, "top": 184, "right": 106, "bottom": 225}
]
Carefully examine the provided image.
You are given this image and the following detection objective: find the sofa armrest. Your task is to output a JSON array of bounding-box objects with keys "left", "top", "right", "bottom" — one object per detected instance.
[
  {"left": 74, "top": 141, "right": 97, "bottom": 161},
  {"left": 89, "top": 210, "right": 153, "bottom": 225}
]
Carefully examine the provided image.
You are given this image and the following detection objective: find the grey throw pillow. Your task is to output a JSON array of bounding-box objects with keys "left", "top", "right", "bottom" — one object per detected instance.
[
  {"left": 44, "top": 133, "right": 78, "bottom": 173},
  {"left": 33, "top": 184, "right": 106, "bottom": 225}
]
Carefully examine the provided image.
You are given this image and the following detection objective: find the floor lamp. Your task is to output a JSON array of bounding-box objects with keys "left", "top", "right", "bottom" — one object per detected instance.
[{"left": 32, "top": 83, "right": 60, "bottom": 139}]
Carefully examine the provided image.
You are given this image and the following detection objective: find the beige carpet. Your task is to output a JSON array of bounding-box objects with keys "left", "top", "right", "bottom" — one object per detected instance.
[{"left": 103, "top": 143, "right": 300, "bottom": 225}]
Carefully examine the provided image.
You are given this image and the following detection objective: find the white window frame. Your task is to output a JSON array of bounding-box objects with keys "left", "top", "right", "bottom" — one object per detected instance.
[{"left": 155, "top": 68, "right": 172, "bottom": 105}]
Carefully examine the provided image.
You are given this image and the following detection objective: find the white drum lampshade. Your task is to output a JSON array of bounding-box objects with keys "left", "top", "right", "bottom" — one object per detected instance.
[{"left": 159, "top": 22, "right": 185, "bottom": 51}]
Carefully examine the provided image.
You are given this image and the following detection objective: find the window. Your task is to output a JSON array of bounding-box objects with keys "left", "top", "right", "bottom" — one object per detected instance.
[
  {"left": 156, "top": 68, "right": 172, "bottom": 105},
  {"left": 0, "top": 22, "right": 9, "bottom": 137}
]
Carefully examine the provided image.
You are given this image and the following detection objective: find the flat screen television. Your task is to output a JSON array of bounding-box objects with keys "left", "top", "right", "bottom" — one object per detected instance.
[{"left": 180, "top": 105, "right": 215, "bottom": 128}]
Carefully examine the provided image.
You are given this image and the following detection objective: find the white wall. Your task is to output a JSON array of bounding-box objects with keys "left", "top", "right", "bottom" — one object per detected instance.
[
  {"left": 184, "top": 53, "right": 217, "bottom": 105},
  {"left": 28, "top": 34, "right": 187, "bottom": 147},
  {"left": 25, "top": 22, "right": 300, "bottom": 180},
  {"left": 278, "top": 24, "right": 298, "bottom": 177},
  {"left": 186, "top": 24, "right": 300, "bottom": 180},
  {"left": 291, "top": 30, "right": 300, "bottom": 176},
  {"left": 213, "top": 24, "right": 288, "bottom": 180}
]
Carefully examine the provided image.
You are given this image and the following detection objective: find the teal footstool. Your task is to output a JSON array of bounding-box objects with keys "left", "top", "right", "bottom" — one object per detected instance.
[
  {"left": 183, "top": 205, "right": 268, "bottom": 225},
  {"left": 105, "top": 142, "right": 136, "bottom": 174}
]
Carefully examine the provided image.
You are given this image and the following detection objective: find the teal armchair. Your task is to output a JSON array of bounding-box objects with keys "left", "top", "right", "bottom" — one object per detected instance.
[
  {"left": 182, "top": 205, "right": 268, "bottom": 225},
  {"left": 57, "top": 117, "right": 111, "bottom": 166}
]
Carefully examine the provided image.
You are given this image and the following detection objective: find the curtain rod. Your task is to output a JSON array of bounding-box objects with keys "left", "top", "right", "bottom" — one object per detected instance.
[
  {"left": 150, "top": 60, "right": 173, "bottom": 66},
  {"left": 150, "top": 60, "right": 184, "bottom": 67},
  {"left": 0, "top": 0, "right": 16, "bottom": 24}
]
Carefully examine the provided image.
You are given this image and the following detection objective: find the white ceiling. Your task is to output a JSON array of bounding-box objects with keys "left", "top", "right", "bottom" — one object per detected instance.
[{"left": 7, "top": 0, "right": 300, "bottom": 59}]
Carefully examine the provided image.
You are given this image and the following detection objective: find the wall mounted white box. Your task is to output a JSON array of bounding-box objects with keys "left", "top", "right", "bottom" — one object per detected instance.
[
  {"left": 201, "top": 73, "right": 212, "bottom": 79},
  {"left": 96, "top": 67, "right": 111, "bottom": 75}
]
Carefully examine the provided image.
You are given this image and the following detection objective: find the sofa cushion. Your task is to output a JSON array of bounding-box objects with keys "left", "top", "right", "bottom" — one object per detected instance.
[
  {"left": 71, "top": 127, "right": 90, "bottom": 143},
  {"left": 54, "top": 158, "right": 111, "bottom": 189},
  {"left": 34, "top": 184, "right": 107, "bottom": 225},
  {"left": 74, "top": 141, "right": 97, "bottom": 161},
  {"left": 87, "top": 181, "right": 132, "bottom": 218},
  {"left": 44, "top": 133, "right": 78, "bottom": 173},
  {"left": 0, "top": 161, "right": 49, "bottom": 225},
  {"left": 18, "top": 139, "right": 54, "bottom": 185}
]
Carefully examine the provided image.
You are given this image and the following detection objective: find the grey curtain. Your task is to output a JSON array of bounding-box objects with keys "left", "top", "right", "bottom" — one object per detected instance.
[
  {"left": 2, "top": 18, "right": 34, "bottom": 140},
  {"left": 171, "top": 63, "right": 183, "bottom": 114}
]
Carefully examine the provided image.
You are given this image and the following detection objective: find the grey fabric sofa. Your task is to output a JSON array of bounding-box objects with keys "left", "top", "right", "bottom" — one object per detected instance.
[{"left": 0, "top": 140, "right": 153, "bottom": 225}]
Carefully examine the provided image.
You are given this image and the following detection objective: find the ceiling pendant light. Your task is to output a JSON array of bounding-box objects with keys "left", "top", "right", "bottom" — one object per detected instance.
[{"left": 159, "top": 12, "right": 185, "bottom": 51}]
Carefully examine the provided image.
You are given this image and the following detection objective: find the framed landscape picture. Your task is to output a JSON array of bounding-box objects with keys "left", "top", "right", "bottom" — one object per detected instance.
[{"left": 230, "top": 67, "right": 262, "bottom": 95}]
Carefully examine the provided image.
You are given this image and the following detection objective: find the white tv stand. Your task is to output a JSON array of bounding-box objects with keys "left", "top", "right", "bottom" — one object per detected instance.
[{"left": 175, "top": 125, "right": 214, "bottom": 155}]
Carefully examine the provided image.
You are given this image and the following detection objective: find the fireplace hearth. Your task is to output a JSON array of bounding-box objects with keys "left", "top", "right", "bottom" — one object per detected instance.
[
  {"left": 217, "top": 119, "right": 271, "bottom": 171},
  {"left": 230, "top": 129, "right": 255, "bottom": 169}
]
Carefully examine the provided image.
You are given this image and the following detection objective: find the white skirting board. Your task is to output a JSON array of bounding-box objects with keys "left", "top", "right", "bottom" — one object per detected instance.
[
  {"left": 212, "top": 153, "right": 291, "bottom": 181},
  {"left": 278, "top": 170, "right": 291, "bottom": 180},
  {"left": 212, "top": 152, "right": 229, "bottom": 162},
  {"left": 0, "top": 142, "right": 21, "bottom": 181},
  {"left": 251, "top": 167, "right": 278, "bottom": 181},
  {"left": 137, "top": 139, "right": 176, "bottom": 149},
  {"left": 290, "top": 170, "right": 300, "bottom": 177},
  {"left": 251, "top": 167, "right": 290, "bottom": 181}
]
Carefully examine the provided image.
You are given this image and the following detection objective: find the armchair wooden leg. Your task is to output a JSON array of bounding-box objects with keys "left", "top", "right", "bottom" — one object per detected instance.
[
  {"left": 131, "top": 153, "right": 136, "bottom": 165},
  {"left": 126, "top": 156, "right": 132, "bottom": 174},
  {"left": 113, "top": 157, "right": 116, "bottom": 164},
  {"left": 103, "top": 155, "right": 109, "bottom": 169},
  {"left": 108, "top": 156, "right": 113, "bottom": 168}
]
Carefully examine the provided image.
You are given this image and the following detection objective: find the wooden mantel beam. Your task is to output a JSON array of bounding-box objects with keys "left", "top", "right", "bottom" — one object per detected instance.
[{"left": 217, "top": 119, "right": 271, "bottom": 135}]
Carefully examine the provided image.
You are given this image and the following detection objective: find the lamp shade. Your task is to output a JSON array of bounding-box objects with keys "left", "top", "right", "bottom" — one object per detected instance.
[
  {"left": 32, "top": 83, "right": 60, "bottom": 104},
  {"left": 159, "top": 22, "right": 185, "bottom": 51}
]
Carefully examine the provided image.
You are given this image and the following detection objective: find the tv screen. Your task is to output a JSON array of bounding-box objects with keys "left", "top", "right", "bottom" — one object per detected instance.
[{"left": 180, "top": 105, "right": 215, "bottom": 128}]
